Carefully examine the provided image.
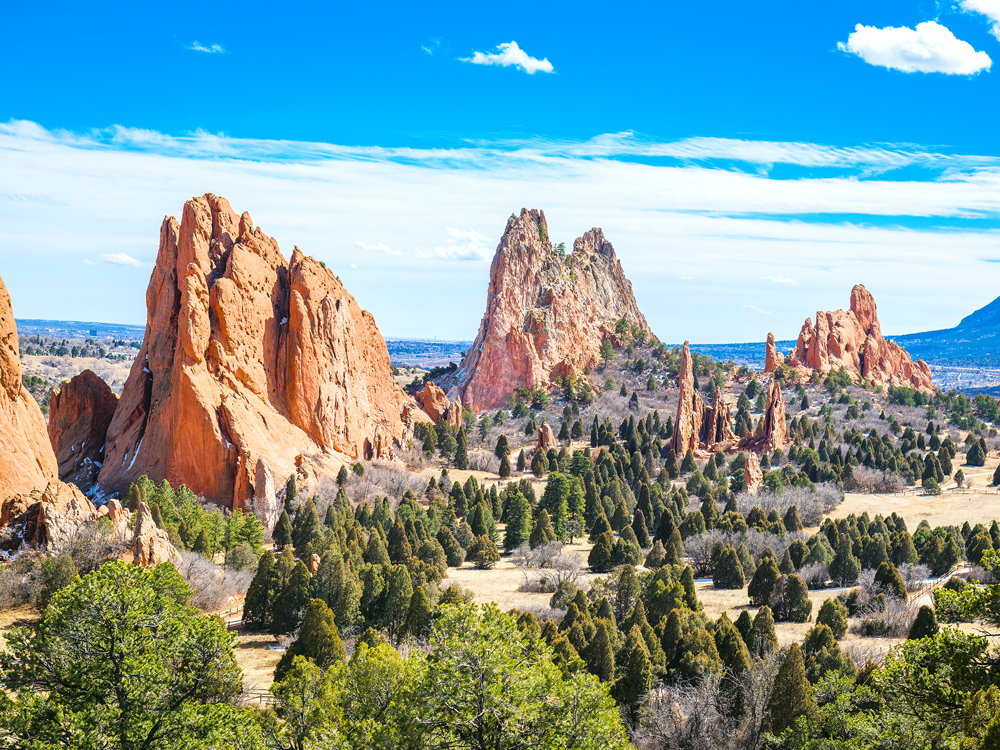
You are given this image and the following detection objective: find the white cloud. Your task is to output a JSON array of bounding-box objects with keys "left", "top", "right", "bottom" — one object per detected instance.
[
  {"left": 960, "top": 0, "right": 1000, "bottom": 40},
  {"left": 461, "top": 41, "right": 553, "bottom": 74},
  {"left": 101, "top": 252, "right": 143, "bottom": 266},
  {"left": 81, "top": 258, "right": 96, "bottom": 265},
  {"left": 350, "top": 263, "right": 357, "bottom": 268},
  {"left": 744, "top": 305, "right": 774, "bottom": 315},
  {"left": 356, "top": 241, "right": 401, "bottom": 256},
  {"left": 427, "top": 228, "right": 492, "bottom": 261},
  {"left": 838, "top": 21, "right": 991, "bottom": 74},
  {"left": 190, "top": 41, "right": 225, "bottom": 54},
  {"left": 762, "top": 276, "right": 798, "bottom": 284}
]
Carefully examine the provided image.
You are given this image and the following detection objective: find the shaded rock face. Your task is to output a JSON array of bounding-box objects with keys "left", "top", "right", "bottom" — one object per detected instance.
[
  {"left": 455, "top": 210, "right": 650, "bottom": 412},
  {"left": 0, "top": 275, "right": 58, "bottom": 498},
  {"left": 97, "top": 194, "right": 411, "bottom": 510},
  {"left": 741, "top": 377, "right": 787, "bottom": 455},
  {"left": 672, "top": 342, "right": 735, "bottom": 455},
  {"left": 785, "top": 285, "right": 932, "bottom": 392},
  {"left": 48, "top": 370, "right": 118, "bottom": 492},
  {"left": 764, "top": 332, "right": 784, "bottom": 374},
  {"left": 132, "top": 501, "right": 180, "bottom": 567},
  {"left": 416, "top": 382, "right": 462, "bottom": 429},
  {"left": 535, "top": 421, "right": 556, "bottom": 455}
]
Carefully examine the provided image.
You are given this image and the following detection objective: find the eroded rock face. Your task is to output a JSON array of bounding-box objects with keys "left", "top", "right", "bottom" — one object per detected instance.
[
  {"left": 672, "top": 342, "right": 735, "bottom": 455},
  {"left": 0, "top": 275, "right": 58, "bottom": 498},
  {"left": 249, "top": 458, "right": 280, "bottom": 531},
  {"left": 744, "top": 452, "right": 763, "bottom": 495},
  {"left": 48, "top": 370, "right": 118, "bottom": 492},
  {"left": 785, "top": 285, "right": 933, "bottom": 392},
  {"left": 741, "top": 377, "right": 787, "bottom": 455},
  {"left": 535, "top": 421, "right": 556, "bottom": 455},
  {"left": 133, "top": 501, "right": 180, "bottom": 567},
  {"left": 0, "top": 481, "right": 96, "bottom": 551},
  {"left": 96, "top": 194, "right": 413, "bottom": 510},
  {"left": 416, "top": 382, "right": 462, "bottom": 429},
  {"left": 764, "top": 332, "right": 784, "bottom": 374},
  {"left": 454, "top": 210, "right": 651, "bottom": 412}
]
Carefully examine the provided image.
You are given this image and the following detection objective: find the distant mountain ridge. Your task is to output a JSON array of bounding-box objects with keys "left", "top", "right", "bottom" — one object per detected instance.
[{"left": 888, "top": 293, "right": 1000, "bottom": 367}]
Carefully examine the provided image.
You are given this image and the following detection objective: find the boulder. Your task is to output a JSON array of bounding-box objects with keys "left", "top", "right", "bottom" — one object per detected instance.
[
  {"left": 416, "top": 382, "right": 462, "bottom": 429},
  {"left": 96, "top": 195, "right": 415, "bottom": 511},
  {"left": 47, "top": 370, "right": 118, "bottom": 492},
  {"left": 785, "top": 285, "right": 932, "bottom": 392},
  {"left": 309, "top": 553, "right": 320, "bottom": 574},
  {"left": 535, "top": 421, "right": 556, "bottom": 455},
  {"left": 132, "top": 501, "right": 180, "bottom": 567},
  {"left": 744, "top": 452, "right": 763, "bottom": 495},
  {"left": 0, "top": 274, "right": 58, "bottom": 498},
  {"left": 454, "top": 210, "right": 651, "bottom": 412},
  {"left": 0, "top": 480, "right": 97, "bottom": 551}
]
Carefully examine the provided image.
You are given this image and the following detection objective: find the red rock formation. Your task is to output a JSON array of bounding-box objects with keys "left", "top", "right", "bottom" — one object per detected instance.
[
  {"left": 96, "top": 195, "right": 413, "bottom": 510},
  {"left": 672, "top": 342, "right": 736, "bottom": 455},
  {"left": 416, "top": 382, "right": 462, "bottom": 429},
  {"left": 741, "top": 377, "right": 787, "bottom": 455},
  {"left": 785, "top": 285, "right": 932, "bottom": 392},
  {"left": 0, "top": 275, "right": 58, "bottom": 498},
  {"left": 744, "top": 452, "right": 763, "bottom": 495},
  {"left": 132, "top": 501, "right": 180, "bottom": 567},
  {"left": 0, "top": 481, "right": 96, "bottom": 549},
  {"left": 535, "top": 421, "right": 557, "bottom": 455},
  {"left": 48, "top": 370, "right": 118, "bottom": 492},
  {"left": 455, "top": 210, "right": 651, "bottom": 412},
  {"left": 764, "top": 332, "right": 784, "bottom": 374}
]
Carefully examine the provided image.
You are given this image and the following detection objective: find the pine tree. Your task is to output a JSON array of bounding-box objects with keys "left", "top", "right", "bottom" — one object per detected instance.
[
  {"left": 713, "top": 545, "right": 745, "bottom": 589},
  {"left": 399, "top": 585, "right": 432, "bottom": 641},
  {"left": 517, "top": 449, "right": 526, "bottom": 472},
  {"left": 274, "top": 598, "right": 345, "bottom": 681},
  {"left": 750, "top": 605, "right": 778, "bottom": 657},
  {"left": 193, "top": 529, "right": 211, "bottom": 558},
  {"left": 499, "top": 454, "right": 511, "bottom": 479},
  {"left": 387, "top": 521, "right": 413, "bottom": 564},
  {"left": 614, "top": 643, "right": 652, "bottom": 725},
  {"left": 874, "top": 561, "right": 907, "bottom": 600},
  {"left": 455, "top": 428, "right": 469, "bottom": 470},
  {"left": 436, "top": 526, "right": 465, "bottom": 568},
  {"left": 816, "top": 598, "right": 849, "bottom": 639},
  {"left": 271, "top": 561, "right": 312, "bottom": 634},
  {"left": 150, "top": 503, "right": 166, "bottom": 530},
  {"left": 734, "top": 610, "right": 754, "bottom": 645},
  {"left": 530, "top": 509, "right": 557, "bottom": 549},
  {"left": 272, "top": 511, "right": 293, "bottom": 551},
  {"left": 748, "top": 556, "right": 779, "bottom": 606},
  {"left": 588, "top": 532, "right": 615, "bottom": 572},
  {"left": 363, "top": 531, "right": 391, "bottom": 567},
  {"left": 829, "top": 535, "right": 861, "bottom": 586},
  {"left": 503, "top": 492, "right": 532, "bottom": 551},
  {"left": 586, "top": 620, "right": 615, "bottom": 682},
  {"left": 644, "top": 539, "right": 666, "bottom": 569},
  {"left": 768, "top": 644, "right": 820, "bottom": 734},
  {"left": 285, "top": 474, "right": 297, "bottom": 512},
  {"left": 908, "top": 604, "right": 939, "bottom": 639}
]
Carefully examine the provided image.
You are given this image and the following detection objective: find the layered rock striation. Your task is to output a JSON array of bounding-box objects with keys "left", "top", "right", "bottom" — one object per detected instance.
[
  {"left": 48, "top": 370, "right": 118, "bottom": 492},
  {"left": 768, "top": 285, "right": 933, "bottom": 392},
  {"left": 96, "top": 194, "right": 414, "bottom": 510},
  {"left": 671, "top": 342, "right": 736, "bottom": 456},
  {"left": 454, "top": 209, "right": 650, "bottom": 412},
  {"left": 0, "top": 275, "right": 59, "bottom": 498}
]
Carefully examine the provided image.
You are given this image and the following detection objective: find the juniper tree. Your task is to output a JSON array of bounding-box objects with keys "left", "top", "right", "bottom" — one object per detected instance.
[
  {"left": 399, "top": 585, "right": 432, "bottom": 640},
  {"left": 748, "top": 556, "right": 779, "bottom": 606},
  {"left": 908, "top": 604, "right": 939, "bottom": 639},
  {"left": 436, "top": 526, "right": 465, "bottom": 568},
  {"left": 272, "top": 561, "right": 312, "bottom": 634},
  {"left": 749, "top": 605, "right": 778, "bottom": 657},
  {"left": 272, "top": 510, "right": 293, "bottom": 551},
  {"left": 874, "top": 561, "right": 907, "bottom": 600},
  {"left": 503, "top": 492, "right": 532, "bottom": 550},
  {"left": 273, "top": 598, "right": 345, "bottom": 681},
  {"left": 713, "top": 545, "right": 746, "bottom": 589},
  {"left": 816, "top": 597, "right": 849, "bottom": 639},
  {"left": 768, "top": 643, "right": 820, "bottom": 734}
]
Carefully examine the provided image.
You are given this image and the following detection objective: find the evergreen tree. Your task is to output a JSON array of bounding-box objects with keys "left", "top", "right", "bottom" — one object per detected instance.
[
  {"left": 531, "top": 449, "right": 548, "bottom": 478},
  {"left": 272, "top": 511, "right": 293, "bottom": 551},
  {"left": 285, "top": 474, "right": 297, "bottom": 512},
  {"left": 540, "top": 472, "right": 571, "bottom": 540},
  {"left": 193, "top": 529, "right": 211, "bottom": 558},
  {"left": 529, "top": 509, "right": 558, "bottom": 549},
  {"left": 291, "top": 501, "right": 322, "bottom": 553},
  {"left": 778, "top": 548, "right": 796, "bottom": 575},
  {"left": 517, "top": 449, "right": 526, "bottom": 472},
  {"left": 749, "top": 605, "right": 778, "bottom": 657},
  {"left": 644, "top": 539, "right": 666, "bottom": 569},
  {"left": 587, "top": 620, "right": 615, "bottom": 682},
  {"left": 588, "top": 511, "right": 612, "bottom": 542},
  {"left": 783, "top": 505, "right": 804, "bottom": 533},
  {"left": 714, "top": 614, "right": 750, "bottom": 674},
  {"left": 273, "top": 598, "right": 345, "bottom": 681},
  {"left": 778, "top": 574, "right": 812, "bottom": 623},
  {"left": 271, "top": 561, "right": 312, "bottom": 634},
  {"left": 908, "top": 604, "right": 939, "bottom": 639},
  {"left": 379, "top": 564, "right": 414, "bottom": 638},
  {"left": 38, "top": 555, "right": 78, "bottom": 611},
  {"left": 610, "top": 499, "right": 631, "bottom": 532},
  {"left": 737, "top": 543, "right": 757, "bottom": 580},
  {"left": 614, "top": 644, "right": 652, "bottom": 725},
  {"left": 387, "top": 521, "right": 413, "bottom": 564},
  {"left": 874, "top": 561, "right": 907, "bottom": 600},
  {"left": 495, "top": 434, "right": 510, "bottom": 460},
  {"left": 455, "top": 429, "right": 470, "bottom": 470},
  {"left": 748, "top": 556, "right": 780, "bottom": 606},
  {"left": 734, "top": 610, "right": 754, "bottom": 645},
  {"left": 615, "top": 565, "right": 641, "bottom": 623},
  {"left": 588, "top": 532, "right": 615, "bottom": 572},
  {"left": 681, "top": 449, "right": 697, "bottom": 473},
  {"left": 967, "top": 440, "right": 986, "bottom": 467},
  {"left": 499, "top": 454, "right": 511, "bottom": 479},
  {"left": 363, "top": 530, "right": 391, "bottom": 567},
  {"left": 631, "top": 510, "right": 651, "bottom": 548},
  {"left": 816, "top": 598, "right": 849, "bottom": 639},
  {"left": 436, "top": 526, "right": 465, "bottom": 568},
  {"left": 713, "top": 545, "right": 746, "bottom": 589},
  {"left": 336, "top": 464, "right": 349, "bottom": 485},
  {"left": 680, "top": 565, "right": 700, "bottom": 611},
  {"left": 503, "top": 492, "right": 532, "bottom": 551},
  {"left": 399, "top": 585, "right": 432, "bottom": 640},
  {"left": 467, "top": 534, "right": 500, "bottom": 569},
  {"left": 767, "top": 644, "right": 820, "bottom": 734},
  {"left": 664, "top": 448, "right": 680, "bottom": 479},
  {"left": 829, "top": 534, "right": 861, "bottom": 586}
]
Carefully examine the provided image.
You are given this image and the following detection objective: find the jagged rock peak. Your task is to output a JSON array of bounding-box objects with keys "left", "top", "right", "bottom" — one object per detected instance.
[
  {"left": 0, "top": 274, "right": 58, "bottom": 498},
  {"left": 454, "top": 208, "right": 651, "bottom": 412},
  {"left": 96, "top": 194, "right": 414, "bottom": 510},
  {"left": 48, "top": 370, "right": 118, "bottom": 493}
]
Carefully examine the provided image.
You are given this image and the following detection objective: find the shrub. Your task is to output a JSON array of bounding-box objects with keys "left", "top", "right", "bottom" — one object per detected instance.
[{"left": 816, "top": 598, "right": 849, "bottom": 639}]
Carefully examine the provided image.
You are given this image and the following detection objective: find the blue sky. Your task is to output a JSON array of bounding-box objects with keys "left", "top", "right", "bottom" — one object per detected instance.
[{"left": 2, "top": 0, "right": 1000, "bottom": 342}]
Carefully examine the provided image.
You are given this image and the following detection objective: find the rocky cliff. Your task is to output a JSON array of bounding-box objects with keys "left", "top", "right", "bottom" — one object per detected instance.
[
  {"left": 672, "top": 342, "right": 736, "bottom": 456},
  {"left": 776, "top": 285, "right": 933, "bottom": 392},
  {"left": 0, "top": 275, "right": 59, "bottom": 498},
  {"left": 454, "top": 209, "right": 650, "bottom": 412},
  {"left": 48, "top": 370, "right": 118, "bottom": 492},
  {"left": 741, "top": 376, "right": 787, "bottom": 455},
  {"left": 96, "top": 194, "right": 414, "bottom": 510}
]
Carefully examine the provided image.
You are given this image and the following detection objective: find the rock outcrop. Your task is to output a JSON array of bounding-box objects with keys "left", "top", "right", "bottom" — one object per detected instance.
[
  {"left": 764, "top": 332, "right": 784, "bottom": 373},
  {"left": 783, "top": 285, "right": 933, "bottom": 392},
  {"left": 416, "top": 382, "right": 462, "bottom": 429},
  {"left": 132, "top": 501, "right": 181, "bottom": 567},
  {"left": 744, "top": 452, "right": 763, "bottom": 495},
  {"left": 672, "top": 342, "right": 736, "bottom": 455},
  {"left": 741, "top": 377, "right": 787, "bottom": 455},
  {"left": 0, "top": 275, "right": 58, "bottom": 498},
  {"left": 535, "top": 421, "right": 556, "bottom": 455},
  {"left": 454, "top": 210, "right": 651, "bottom": 412},
  {"left": 48, "top": 370, "right": 118, "bottom": 492},
  {"left": 96, "top": 194, "right": 414, "bottom": 510},
  {"left": 248, "top": 458, "right": 280, "bottom": 531}
]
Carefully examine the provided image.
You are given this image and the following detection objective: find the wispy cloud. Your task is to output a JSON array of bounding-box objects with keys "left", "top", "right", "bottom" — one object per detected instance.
[
  {"left": 81, "top": 258, "right": 96, "bottom": 265},
  {"left": 422, "top": 39, "right": 442, "bottom": 55},
  {"left": 356, "top": 241, "right": 401, "bottom": 256},
  {"left": 838, "top": 21, "right": 991, "bottom": 74},
  {"left": 101, "top": 252, "right": 143, "bottom": 267},
  {"left": 189, "top": 41, "right": 225, "bottom": 54},
  {"left": 762, "top": 276, "right": 798, "bottom": 285},
  {"left": 428, "top": 228, "right": 492, "bottom": 261},
  {"left": 461, "top": 41, "right": 554, "bottom": 74},
  {"left": 960, "top": 0, "right": 1000, "bottom": 40},
  {"left": 744, "top": 305, "right": 774, "bottom": 315}
]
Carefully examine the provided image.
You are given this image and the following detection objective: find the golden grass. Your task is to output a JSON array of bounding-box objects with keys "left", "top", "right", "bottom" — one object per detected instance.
[{"left": 232, "top": 630, "right": 284, "bottom": 691}]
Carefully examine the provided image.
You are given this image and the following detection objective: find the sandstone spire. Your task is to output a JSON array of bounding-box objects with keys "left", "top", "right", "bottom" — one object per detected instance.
[
  {"left": 764, "top": 332, "right": 784, "bottom": 374},
  {"left": 454, "top": 210, "right": 651, "bottom": 412},
  {"left": 48, "top": 370, "right": 118, "bottom": 493}
]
